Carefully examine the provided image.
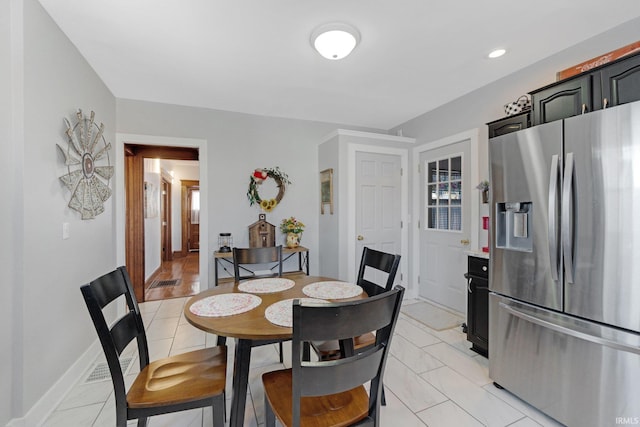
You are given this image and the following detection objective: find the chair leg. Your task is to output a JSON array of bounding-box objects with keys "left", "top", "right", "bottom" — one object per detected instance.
[
  {"left": 265, "top": 394, "right": 276, "bottom": 427},
  {"left": 279, "top": 342, "right": 284, "bottom": 363},
  {"left": 302, "top": 342, "right": 311, "bottom": 361},
  {"left": 223, "top": 390, "right": 227, "bottom": 421},
  {"left": 212, "top": 395, "right": 225, "bottom": 427},
  {"left": 381, "top": 385, "right": 386, "bottom": 406},
  {"left": 136, "top": 417, "right": 148, "bottom": 427}
]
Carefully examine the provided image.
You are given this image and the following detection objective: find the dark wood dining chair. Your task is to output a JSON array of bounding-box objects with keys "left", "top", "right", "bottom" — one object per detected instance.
[
  {"left": 312, "top": 247, "right": 401, "bottom": 359},
  {"left": 310, "top": 247, "right": 400, "bottom": 406},
  {"left": 232, "top": 245, "right": 283, "bottom": 281},
  {"left": 233, "top": 245, "right": 285, "bottom": 362},
  {"left": 80, "top": 266, "right": 227, "bottom": 427},
  {"left": 262, "top": 285, "right": 405, "bottom": 427}
]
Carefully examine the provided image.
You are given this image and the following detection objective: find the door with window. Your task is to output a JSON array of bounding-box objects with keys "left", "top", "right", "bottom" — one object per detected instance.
[{"left": 419, "top": 141, "right": 470, "bottom": 313}]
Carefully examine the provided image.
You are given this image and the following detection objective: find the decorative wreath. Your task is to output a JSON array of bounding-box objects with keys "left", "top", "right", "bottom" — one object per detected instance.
[{"left": 247, "top": 167, "right": 291, "bottom": 212}]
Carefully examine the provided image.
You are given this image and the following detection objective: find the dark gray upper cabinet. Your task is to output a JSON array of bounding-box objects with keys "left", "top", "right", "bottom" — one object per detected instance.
[
  {"left": 487, "top": 111, "right": 530, "bottom": 138},
  {"left": 598, "top": 53, "right": 640, "bottom": 108},
  {"left": 531, "top": 52, "right": 640, "bottom": 125},
  {"left": 531, "top": 75, "right": 592, "bottom": 125}
]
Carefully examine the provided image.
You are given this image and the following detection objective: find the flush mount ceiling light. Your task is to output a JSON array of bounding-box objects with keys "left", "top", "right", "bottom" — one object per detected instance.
[
  {"left": 311, "top": 23, "right": 360, "bottom": 60},
  {"left": 488, "top": 48, "right": 506, "bottom": 59}
]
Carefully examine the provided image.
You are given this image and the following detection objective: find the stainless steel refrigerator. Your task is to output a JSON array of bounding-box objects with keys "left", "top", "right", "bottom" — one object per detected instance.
[{"left": 489, "top": 100, "right": 640, "bottom": 427}]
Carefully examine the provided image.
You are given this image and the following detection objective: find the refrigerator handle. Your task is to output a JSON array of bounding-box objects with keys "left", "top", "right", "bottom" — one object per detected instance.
[
  {"left": 562, "top": 152, "right": 575, "bottom": 284},
  {"left": 499, "top": 302, "right": 640, "bottom": 355},
  {"left": 548, "top": 154, "right": 560, "bottom": 281}
]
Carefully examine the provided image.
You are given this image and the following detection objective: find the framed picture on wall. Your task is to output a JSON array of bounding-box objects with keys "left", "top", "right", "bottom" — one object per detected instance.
[
  {"left": 144, "top": 181, "right": 158, "bottom": 218},
  {"left": 320, "top": 168, "right": 333, "bottom": 214}
]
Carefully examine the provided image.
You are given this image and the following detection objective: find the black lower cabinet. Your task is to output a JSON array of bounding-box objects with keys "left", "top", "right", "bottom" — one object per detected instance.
[{"left": 466, "top": 256, "right": 489, "bottom": 357}]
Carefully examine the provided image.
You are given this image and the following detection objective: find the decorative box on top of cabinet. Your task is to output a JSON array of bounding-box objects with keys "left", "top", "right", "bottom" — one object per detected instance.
[{"left": 531, "top": 51, "right": 640, "bottom": 125}]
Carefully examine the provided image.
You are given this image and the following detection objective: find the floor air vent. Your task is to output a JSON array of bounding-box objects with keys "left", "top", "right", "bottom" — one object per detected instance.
[
  {"left": 85, "top": 357, "right": 133, "bottom": 383},
  {"left": 149, "top": 279, "right": 181, "bottom": 289}
]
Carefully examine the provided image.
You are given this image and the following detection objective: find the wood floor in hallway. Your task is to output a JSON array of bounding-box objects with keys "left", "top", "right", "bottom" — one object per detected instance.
[{"left": 145, "top": 252, "right": 200, "bottom": 301}]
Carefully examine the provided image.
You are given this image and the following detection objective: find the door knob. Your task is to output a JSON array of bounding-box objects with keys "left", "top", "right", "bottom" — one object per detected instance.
[
  {"left": 357, "top": 235, "right": 364, "bottom": 241},
  {"left": 460, "top": 239, "right": 470, "bottom": 245}
]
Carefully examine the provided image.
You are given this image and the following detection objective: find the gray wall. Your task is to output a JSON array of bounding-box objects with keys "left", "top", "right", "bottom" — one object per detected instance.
[
  {"left": 318, "top": 137, "right": 340, "bottom": 279},
  {"left": 1, "top": 1, "right": 16, "bottom": 425},
  {"left": 6, "top": 0, "right": 116, "bottom": 420},
  {"left": 116, "top": 99, "right": 382, "bottom": 283},
  {"left": 391, "top": 17, "right": 640, "bottom": 143}
]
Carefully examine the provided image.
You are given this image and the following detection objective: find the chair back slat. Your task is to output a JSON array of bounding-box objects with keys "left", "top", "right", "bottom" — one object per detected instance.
[
  {"left": 233, "top": 246, "right": 280, "bottom": 263},
  {"left": 110, "top": 312, "right": 143, "bottom": 356},
  {"left": 88, "top": 268, "right": 129, "bottom": 308},
  {"left": 299, "top": 347, "right": 384, "bottom": 396},
  {"left": 232, "top": 246, "right": 283, "bottom": 281},
  {"left": 357, "top": 247, "right": 401, "bottom": 296},
  {"left": 295, "top": 295, "right": 397, "bottom": 342}
]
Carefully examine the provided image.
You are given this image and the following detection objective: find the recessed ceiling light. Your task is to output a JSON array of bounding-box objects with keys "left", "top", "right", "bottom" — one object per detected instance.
[
  {"left": 311, "top": 23, "right": 360, "bottom": 60},
  {"left": 488, "top": 49, "right": 506, "bottom": 59}
]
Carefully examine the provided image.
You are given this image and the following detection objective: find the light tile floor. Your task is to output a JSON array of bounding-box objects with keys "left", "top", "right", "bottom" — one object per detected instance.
[{"left": 42, "top": 298, "right": 564, "bottom": 427}]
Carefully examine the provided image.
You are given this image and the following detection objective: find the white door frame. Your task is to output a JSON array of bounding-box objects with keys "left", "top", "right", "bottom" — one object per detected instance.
[
  {"left": 347, "top": 144, "right": 409, "bottom": 287},
  {"left": 115, "top": 133, "right": 209, "bottom": 289},
  {"left": 411, "top": 128, "right": 483, "bottom": 295}
]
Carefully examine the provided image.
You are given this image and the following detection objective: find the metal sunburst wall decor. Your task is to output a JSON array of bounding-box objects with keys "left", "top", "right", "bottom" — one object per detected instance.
[{"left": 57, "top": 110, "right": 114, "bottom": 219}]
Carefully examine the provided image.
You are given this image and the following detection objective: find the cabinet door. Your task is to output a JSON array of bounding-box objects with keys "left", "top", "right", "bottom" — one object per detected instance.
[
  {"left": 488, "top": 112, "right": 530, "bottom": 138},
  {"left": 599, "top": 53, "right": 640, "bottom": 108},
  {"left": 531, "top": 75, "right": 592, "bottom": 125},
  {"left": 466, "top": 256, "right": 489, "bottom": 356}
]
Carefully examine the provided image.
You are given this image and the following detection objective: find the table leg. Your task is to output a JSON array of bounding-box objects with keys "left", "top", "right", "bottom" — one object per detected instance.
[
  {"left": 230, "top": 338, "right": 252, "bottom": 427},
  {"left": 214, "top": 258, "right": 219, "bottom": 286}
]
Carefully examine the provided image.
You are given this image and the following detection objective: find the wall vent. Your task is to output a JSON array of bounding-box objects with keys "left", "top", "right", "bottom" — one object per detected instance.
[{"left": 84, "top": 357, "right": 133, "bottom": 383}]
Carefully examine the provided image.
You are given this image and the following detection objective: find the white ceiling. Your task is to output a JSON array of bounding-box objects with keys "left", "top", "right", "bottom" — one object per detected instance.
[{"left": 39, "top": 0, "right": 640, "bottom": 130}]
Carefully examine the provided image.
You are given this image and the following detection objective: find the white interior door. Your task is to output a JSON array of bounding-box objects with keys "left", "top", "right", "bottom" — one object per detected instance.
[
  {"left": 419, "top": 141, "right": 471, "bottom": 313},
  {"left": 356, "top": 152, "right": 402, "bottom": 285}
]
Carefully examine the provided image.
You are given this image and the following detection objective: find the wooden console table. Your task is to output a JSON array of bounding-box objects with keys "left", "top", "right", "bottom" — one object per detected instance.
[{"left": 213, "top": 246, "right": 309, "bottom": 286}]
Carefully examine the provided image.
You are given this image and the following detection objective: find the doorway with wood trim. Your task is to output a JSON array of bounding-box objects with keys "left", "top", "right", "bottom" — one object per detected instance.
[{"left": 124, "top": 144, "right": 201, "bottom": 302}]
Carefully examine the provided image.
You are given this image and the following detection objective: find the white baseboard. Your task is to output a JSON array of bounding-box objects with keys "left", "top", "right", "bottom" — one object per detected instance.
[
  {"left": 5, "top": 417, "right": 24, "bottom": 427},
  {"left": 8, "top": 340, "right": 101, "bottom": 427}
]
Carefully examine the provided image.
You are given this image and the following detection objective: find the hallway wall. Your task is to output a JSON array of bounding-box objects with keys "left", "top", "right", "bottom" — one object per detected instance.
[{"left": 5, "top": 0, "right": 116, "bottom": 423}]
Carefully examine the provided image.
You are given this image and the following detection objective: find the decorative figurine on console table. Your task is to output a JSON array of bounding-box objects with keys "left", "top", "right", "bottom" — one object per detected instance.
[{"left": 248, "top": 214, "right": 275, "bottom": 248}]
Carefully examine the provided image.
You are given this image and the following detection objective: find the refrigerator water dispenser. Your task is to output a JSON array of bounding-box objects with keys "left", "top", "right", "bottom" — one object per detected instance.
[{"left": 495, "top": 202, "right": 532, "bottom": 252}]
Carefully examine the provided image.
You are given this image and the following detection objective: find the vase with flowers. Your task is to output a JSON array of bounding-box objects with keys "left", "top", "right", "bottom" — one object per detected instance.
[
  {"left": 280, "top": 216, "right": 305, "bottom": 248},
  {"left": 476, "top": 180, "right": 490, "bottom": 203}
]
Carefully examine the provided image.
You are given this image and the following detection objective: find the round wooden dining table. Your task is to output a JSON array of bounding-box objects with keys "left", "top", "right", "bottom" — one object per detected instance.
[{"left": 184, "top": 273, "right": 366, "bottom": 427}]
